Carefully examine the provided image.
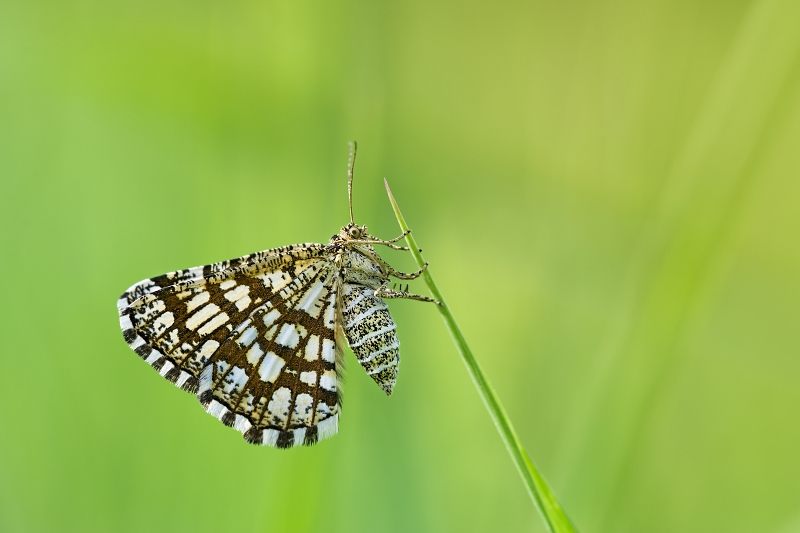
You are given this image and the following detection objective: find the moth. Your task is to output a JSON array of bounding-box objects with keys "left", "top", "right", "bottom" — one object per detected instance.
[{"left": 117, "top": 142, "right": 438, "bottom": 448}]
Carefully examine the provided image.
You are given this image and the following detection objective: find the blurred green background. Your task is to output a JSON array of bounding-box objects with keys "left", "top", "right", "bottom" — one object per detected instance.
[{"left": 2, "top": 0, "right": 800, "bottom": 531}]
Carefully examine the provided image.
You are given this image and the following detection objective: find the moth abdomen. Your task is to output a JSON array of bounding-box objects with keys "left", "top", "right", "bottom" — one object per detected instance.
[{"left": 342, "top": 283, "right": 400, "bottom": 395}]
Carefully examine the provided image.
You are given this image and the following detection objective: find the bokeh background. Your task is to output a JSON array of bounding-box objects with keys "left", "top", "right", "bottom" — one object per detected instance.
[{"left": 2, "top": 0, "right": 800, "bottom": 531}]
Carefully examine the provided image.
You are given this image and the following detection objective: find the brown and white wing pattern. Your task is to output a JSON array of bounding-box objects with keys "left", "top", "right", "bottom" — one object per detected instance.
[
  {"left": 117, "top": 244, "right": 324, "bottom": 311},
  {"left": 118, "top": 244, "right": 344, "bottom": 448}
]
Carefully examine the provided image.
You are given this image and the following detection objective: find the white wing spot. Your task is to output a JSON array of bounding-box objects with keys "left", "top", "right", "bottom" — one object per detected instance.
[
  {"left": 299, "top": 371, "right": 317, "bottom": 386},
  {"left": 246, "top": 342, "right": 264, "bottom": 366},
  {"left": 321, "top": 338, "right": 335, "bottom": 363},
  {"left": 224, "top": 285, "right": 249, "bottom": 301},
  {"left": 219, "top": 279, "right": 236, "bottom": 290},
  {"left": 237, "top": 326, "right": 258, "bottom": 348},
  {"left": 304, "top": 335, "right": 320, "bottom": 361},
  {"left": 198, "top": 365, "right": 213, "bottom": 394},
  {"left": 315, "top": 401, "right": 332, "bottom": 422},
  {"left": 319, "top": 370, "right": 337, "bottom": 392},
  {"left": 259, "top": 270, "right": 291, "bottom": 291},
  {"left": 215, "top": 360, "right": 230, "bottom": 377},
  {"left": 224, "top": 285, "right": 251, "bottom": 311},
  {"left": 293, "top": 393, "right": 314, "bottom": 426},
  {"left": 223, "top": 366, "right": 249, "bottom": 395},
  {"left": 295, "top": 280, "right": 327, "bottom": 318},
  {"left": 186, "top": 291, "right": 210, "bottom": 313},
  {"left": 258, "top": 351, "right": 285, "bottom": 383},
  {"left": 267, "top": 387, "right": 292, "bottom": 426},
  {"left": 263, "top": 309, "right": 281, "bottom": 327},
  {"left": 197, "top": 312, "right": 229, "bottom": 335},
  {"left": 235, "top": 296, "right": 251, "bottom": 311},
  {"left": 152, "top": 311, "right": 174, "bottom": 335},
  {"left": 276, "top": 323, "right": 306, "bottom": 349},
  {"left": 197, "top": 340, "right": 220, "bottom": 359},
  {"left": 186, "top": 303, "right": 220, "bottom": 330},
  {"left": 323, "top": 293, "right": 336, "bottom": 329}
]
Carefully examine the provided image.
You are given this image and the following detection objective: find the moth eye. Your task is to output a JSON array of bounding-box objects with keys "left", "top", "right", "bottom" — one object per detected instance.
[{"left": 348, "top": 227, "right": 360, "bottom": 238}]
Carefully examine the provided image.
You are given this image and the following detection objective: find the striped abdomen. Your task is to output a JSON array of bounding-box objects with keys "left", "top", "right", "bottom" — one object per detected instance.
[{"left": 342, "top": 283, "right": 399, "bottom": 395}]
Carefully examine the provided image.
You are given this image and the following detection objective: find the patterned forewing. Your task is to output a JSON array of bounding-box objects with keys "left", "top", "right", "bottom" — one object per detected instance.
[
  {"left": 118, "top": 244, "right": 322, "bottom": 311},
  {"left": 118, "top": 244, "right": 343, "bottom": 447}
]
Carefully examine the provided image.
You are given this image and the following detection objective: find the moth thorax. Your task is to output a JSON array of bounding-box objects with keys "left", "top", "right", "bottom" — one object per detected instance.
[
  {"left": 343, "top": 248, "right": 382, "bottom": 273},
  {"left": 342, "top": 249, "right": 384, "bottom": 285}
]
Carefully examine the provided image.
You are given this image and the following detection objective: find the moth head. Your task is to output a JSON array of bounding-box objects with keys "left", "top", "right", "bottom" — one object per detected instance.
[{"left": 342, "top": 222, "right": 367, "bottom": 240}]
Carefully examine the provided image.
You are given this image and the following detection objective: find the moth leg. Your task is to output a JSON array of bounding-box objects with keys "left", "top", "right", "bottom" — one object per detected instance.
[
  {"left": 351, "top": 229, "right": 421, "bottom": 251},
  {"left": 350, "top": 238, "right": 421, "bottom": 253},
  {"left": 350, "top": 240, "right": 413, "bottom": 251},
  {"left": 383, "top": 230, "right": 412, "bottom": 243},
  {"left": 388, "top": 262, "right": 428, "bottom": 280},
  {"left": 354, "top": 247, "right": 429, "bottom": 284},
  {"left": 374, "top": 281, "right": 441, "bottom": 305},
  {"left": 380, "top": 242, "right": 415, "bottom": 252}
]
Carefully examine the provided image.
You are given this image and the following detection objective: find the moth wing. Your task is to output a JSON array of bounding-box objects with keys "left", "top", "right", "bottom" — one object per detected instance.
[{"left": 118, "top": 243, "right": 344, "bottom": 447}]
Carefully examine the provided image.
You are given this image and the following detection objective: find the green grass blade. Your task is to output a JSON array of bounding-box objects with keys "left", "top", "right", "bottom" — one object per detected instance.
[{"left": 384, "top": 180, "right": 578, "bottom": 533}]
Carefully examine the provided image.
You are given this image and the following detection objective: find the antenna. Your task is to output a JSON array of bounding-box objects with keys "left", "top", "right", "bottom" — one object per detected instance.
[{"left": 347, "top": 141, "right": 357, "bottom": 224}]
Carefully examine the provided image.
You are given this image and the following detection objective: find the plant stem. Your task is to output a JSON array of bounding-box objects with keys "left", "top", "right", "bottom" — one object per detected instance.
[{"left": 384, "top": 180, "right": 578, "bottom": 533}]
